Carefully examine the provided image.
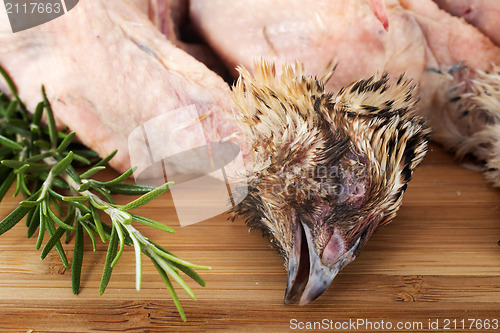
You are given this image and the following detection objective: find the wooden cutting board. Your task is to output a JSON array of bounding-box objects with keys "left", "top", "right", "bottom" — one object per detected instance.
[{"left": 1, "top": 143, "right": 500, "bottom": 332}]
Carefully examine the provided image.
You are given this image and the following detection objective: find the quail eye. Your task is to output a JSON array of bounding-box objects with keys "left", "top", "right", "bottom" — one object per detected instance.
[
  {"left": 335, "top": 173, "right": 369, "bottom": 207},
  {"left": 315, "top": 152, "right": 370, "bottom": 208}
]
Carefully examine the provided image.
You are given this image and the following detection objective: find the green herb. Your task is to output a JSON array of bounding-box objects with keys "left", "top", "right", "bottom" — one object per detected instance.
[{"left": 0, "top": 66, "right": 210, "bottom": 321}]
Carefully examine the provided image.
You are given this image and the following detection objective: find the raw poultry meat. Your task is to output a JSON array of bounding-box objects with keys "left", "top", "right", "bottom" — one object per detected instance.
[
  {"left": 132, "top": 0, "right": 188, "bottom": 40},
  {"left": 132, "top": 0, "right": 225, "bottom": 74},
  {"left": 0, "top": 0, "right": 244, "bottom": 178},
  {"left": 433, "top": 0, "right": 500, "bottom": 46},
  {"left": 131, "top": 0, "right": 173, "bottom": 40},
  {"left": 190, "top": 0, "right": 500, "bottom": 184}
]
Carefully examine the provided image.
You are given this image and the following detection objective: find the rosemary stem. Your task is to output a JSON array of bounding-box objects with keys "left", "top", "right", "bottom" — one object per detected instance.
[
  {"left": 38, "top": 170, "right": 54, "bottom": 200},
  {"left": 62, "top": 169, "right": 149, "bottom": 291}
]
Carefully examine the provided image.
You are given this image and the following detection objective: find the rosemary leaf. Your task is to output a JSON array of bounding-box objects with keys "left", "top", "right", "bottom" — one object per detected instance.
[
  {"left": 77, "top": 181, "right": 92, "bottom": 192},
  {"left": 72, "top": 149, "right": 99, "bottom": 160},
  {"left": 35, "top": 208, "right": 46, "bottom": 250},
  {"left": 0, "top": 134, "right": 23, "bottom": 150},
  {"left": 65, "top": 151, "right": 91, "bottom": 165},
  {"left": 99, "top": 166, "right": 136, "bottom": 186},
  {"left": 33, "top": 140, "right": 51, "bottom": 150},
  {"left": 99, "top": 226, "right": 118, "bottom": 295},
  {"left": 81, "top": 220, "right": 97, "bottom": 252},
  {"left": 41, "top": 86, "right": 58, "bottom": 149},
  {"left": 56, "top": 131, "right": 76, "bottom": 153},
  {"left": 146, "top": 251, "right": 186, "bottom": 322},
  {"left": 111, "top": 222, "right": 125, "bottom": 268},
  {"left": 32, "top": 101, "right": 44, "bottom": 124},
  {"left": 5, "top": 100, "right": 18, "bottom": 118},
  {"left": 19, "top": 200, "right": 40, "bottom": 208},
  {"left": 62, "top": 163, "right": 81, "bottom": 185},
  {"left": 0, "top": 205, "right": 31, "bottom": 236},
  {"left": 150, "top": 244, "right": 211, "bottom": 271},
  {"left": 44, "top": 212, "right": 69, "bottom": 269},
  {"left": 47, "top": 207, "right": 76, "bottom": 231},
  {"left": 52, "top": 151, "right": 74, "bottom": 176},
  {"left": 105, "top": 182, "right": 160, "bottom": 195},
  {"left": 26, "top": 205, "right": 40, "bottom": 238},
  {"left": 90, "top": 184, "right": 114, "bottom": 205},
  {"left": 169, "top": 261, "right": 207, "bottom": 288},
  {"left": 119, "top": 182, "right": 173, "bottom": 211},
  {"left": 64, "top": 206, "right": 76, "bottom": 243},
  {"left": 94, "top": 150, "right": 117, "bottom": 167},
  {"left": 7, "top": 118, "right": 30, "bottom": 130},
  {"left": 2, "top": 160, "right": 49, "bottom": 172},
  {"left": 25, "top": 203, "right": 35, "bottom": 227},
  {"left": 151, "top": 251, "right": 196, "bottom": 301},
  {"left": 40, "top": 226, "right": 66, "bottom": 259},
  {"left": 131, "top": 213, "right": 175, "bottom": 233},
  {"left": 13, "top": 174, "right": 21, "bottom": 197},
  {"left": 50, "top": 194, "right": 65, "bottom": 216},
  {"left": 49, "top": 189, "right": 89, "bottom": 212},
  {"left": 0, "top": 171, "right": 15, "bottom": 203},
  {"left": 130, "top": 232, "right": 142, "bottom": 291},
  {"left": 89, "top": 196, "right": 108, "bottom": 210},
  {"left": 72, "top": 221, "right": 84, "bottom": 294},
  {"left": 26, "top": 151, "right": 54, "bottom": 163},
  {"left": 151, "top": 243, "right": 208, "bottom": 287},
  {"left": 0, "top": 65, "right": 27, "bottom": 120},
  {"left": 90, "top": 205, "right": 106, "bottom": 243},
  {"left": 4, "top": 124, "right": 30, "bottom": 136},
  {"left": 76, "top": 213, "right": 91, "bottom": 222},
  {"left": 14, "top": 164, "right": 29, "bottom": 175},
  {"left": 62, "top": 195, "right": 89, "bottom": 203},
  {"left": 79, "top": 166, "right": 106, "bottom": 179}
]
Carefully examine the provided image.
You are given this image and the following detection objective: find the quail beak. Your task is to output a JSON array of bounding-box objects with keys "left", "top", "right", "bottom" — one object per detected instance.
[{"left": 284, "top": 222, "right": 359, "bottom": 305}]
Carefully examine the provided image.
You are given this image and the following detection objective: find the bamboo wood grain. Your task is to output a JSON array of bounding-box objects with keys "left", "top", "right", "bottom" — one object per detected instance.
[{"left": 1, "top": 143, "right": 500, "bottom": 332}]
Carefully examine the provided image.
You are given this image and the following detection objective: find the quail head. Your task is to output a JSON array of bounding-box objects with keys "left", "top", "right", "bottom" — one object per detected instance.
[{"left": 231, "top": 59, "right": 430, "bottom": 305}]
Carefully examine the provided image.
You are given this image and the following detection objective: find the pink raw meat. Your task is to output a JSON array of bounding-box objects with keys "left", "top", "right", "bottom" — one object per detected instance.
[{"left": 433, "top": 0, "right": 500, "bottom": 46}]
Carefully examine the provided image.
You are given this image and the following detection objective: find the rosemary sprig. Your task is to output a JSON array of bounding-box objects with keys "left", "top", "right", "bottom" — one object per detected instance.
[{"left": 0, "top": 66, "right": 210, "bottom": 321}]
